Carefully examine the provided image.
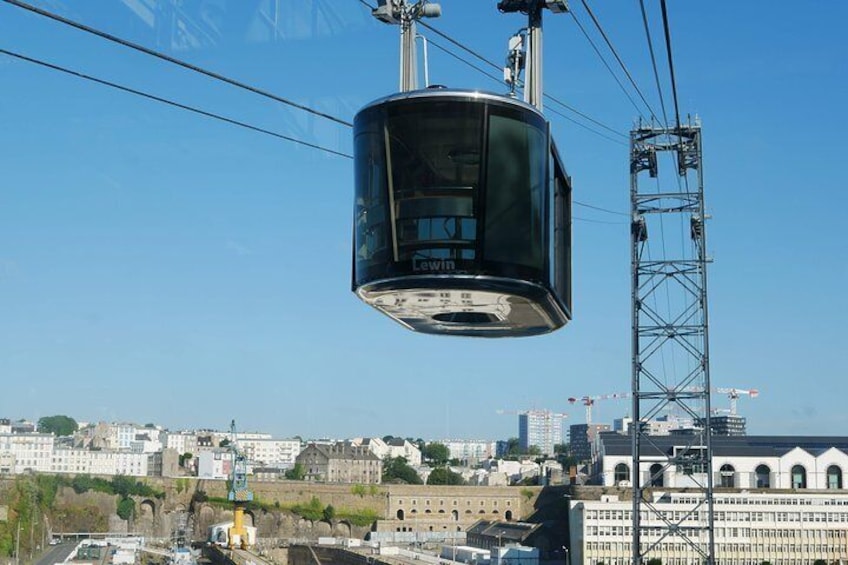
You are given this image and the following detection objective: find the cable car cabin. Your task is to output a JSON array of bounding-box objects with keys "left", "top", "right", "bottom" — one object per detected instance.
[{"left": 353, "top": 89, "right": 572, "bottom": 337}]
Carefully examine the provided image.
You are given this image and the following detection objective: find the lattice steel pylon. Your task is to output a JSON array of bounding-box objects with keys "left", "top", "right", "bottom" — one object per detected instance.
[{"left": 630, "top": 119, "right": 715, "bottom": 564}]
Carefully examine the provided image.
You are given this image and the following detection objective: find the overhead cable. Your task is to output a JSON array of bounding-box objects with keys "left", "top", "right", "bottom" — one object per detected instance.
[
  {"left": 659, "top": 0, "right": 682, "bottom": 129},
  {"left": 423, "top": 36, "right": 626, "bottom": 145},
  {"left": 357, "top": 0, "right": 626, "bottom": 140},
  {"left": 568, "top": 10, "right": 646, "bottom": 121},
  {"left": 0, "top": 48, "right": 353, "bottom": 159},
  {"left": 574, "top": 200, "right": 629, "bottom": 216},
  {"left": 1, "top": 0, "right": 353, "bottom": 128},
  {"left": 638, "top": 0, "right": 670, "bottom": 128},
  {"left": 578, "top": 0, "right": 660, "bottom": 122}
]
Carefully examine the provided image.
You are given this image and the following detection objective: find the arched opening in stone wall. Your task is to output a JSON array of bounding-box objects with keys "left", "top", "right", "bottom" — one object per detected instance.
[
  {"left": 198, "top": 505, "right": 215, "bottom": 532},
  {"left": 335, "top": 521, "right": 352, "bottom": 538},
  {"left": 397, "top": 509, "right": 405, "bottom": 520},
  {"left": 505, "top": 510, "right": 513, "bottom": 521},
  {"left": 451, "top": 510, "right": 459, "bottom": 521},
  {"left": 136, "top": 500, "right": 156, "bottom": 534},
  {"left": 243, "top": 510, "right": 256, "bottom": 527}
]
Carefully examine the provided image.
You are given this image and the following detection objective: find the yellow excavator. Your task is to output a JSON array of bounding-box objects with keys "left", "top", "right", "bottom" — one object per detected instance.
[{"left": 227, "top": 419, "right": 253, "bottom": 549}]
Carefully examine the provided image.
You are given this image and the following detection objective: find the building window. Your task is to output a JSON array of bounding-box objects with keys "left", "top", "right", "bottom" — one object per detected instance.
[
  {"left": 614, "top": 463, "right": 629, "bottom": 484},
  {"left": 649, "top": 463, "right": 664, "bottom": 487},
  {"left": 827, "top": 465, "right": 843, "bottom": 489},
  {"left": 791, "top": 465, "right": 807, "bottom": 489},
  {"left": 720, "top": 464, "right": 735, "bottom": 488},
  {"left": 755, "top": 464, "right": 771, "bottom": 488}
]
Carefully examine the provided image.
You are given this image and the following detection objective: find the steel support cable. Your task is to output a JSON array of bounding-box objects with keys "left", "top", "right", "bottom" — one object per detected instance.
[
  {"left": 544, "top": 94, "right": 628, "bottom": 140},
  {"left": 423, "top": 36, "right": 627, "bottom": 147},
  {"left": 1, "top": 0, "right": 353, "bottom": 128},
  {"left": 578, "top": 0, "right": 660, "bottom": 122},
  {"left": 568, "top": 10, "right": 646, "bottom": 121},
  {"left": 638, "top": 0, "right": 670, "bottom": 129},
  {"left": 423, "top": 12, "right": 629, "bottom": 141},
  {"left": 0, "top": 48, "right": 353, "bottom": 159},
  {"left": 659, "top": 0, "right": 682, "bottom": 129},
  {"left": 5, "top": 47, "right": 631, "bottom": 224},
  {"left": 357, "top": 0, "right": 627, "bottom": 140}
]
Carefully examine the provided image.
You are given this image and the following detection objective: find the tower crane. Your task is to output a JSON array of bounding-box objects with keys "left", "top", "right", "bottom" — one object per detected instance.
[
  {"left": 227, "top": 419, "right": 253, "bottom": 549},
  {"left": 713, "top": 387, "right": 759, "bottom": 415},
  {"left": 567, "top": 392, "right": 630, "bottom": 425}
]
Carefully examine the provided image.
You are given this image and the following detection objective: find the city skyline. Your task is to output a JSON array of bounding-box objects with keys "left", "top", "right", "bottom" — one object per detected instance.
[{"left": 0, "top": 1, "right": 845, "bottom": 440}]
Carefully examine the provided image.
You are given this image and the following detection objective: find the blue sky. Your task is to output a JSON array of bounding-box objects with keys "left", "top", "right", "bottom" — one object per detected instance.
[{"left": 0, "top": 1, "right": 845, "bottom": 440}]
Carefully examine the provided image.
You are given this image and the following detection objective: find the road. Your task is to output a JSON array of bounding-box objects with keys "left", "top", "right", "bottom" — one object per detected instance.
[{"left": 34, "top": 542, "right": 76, "bottom": 565}]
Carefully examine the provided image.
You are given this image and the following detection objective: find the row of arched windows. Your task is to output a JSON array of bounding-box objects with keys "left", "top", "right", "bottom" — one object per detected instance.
[
  {"left": 613, "top": 462, "right": 844, "bottom": 489},
  {"left": 395, "top": 508, "right": 514, "bottom": 521}
]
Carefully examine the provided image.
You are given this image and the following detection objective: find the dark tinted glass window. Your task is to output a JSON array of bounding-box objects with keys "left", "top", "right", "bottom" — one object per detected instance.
[
  {"left": 485, "top": 112, "right": 546, "bottom": 270},
  {"left": 354, "top": 121, "right": 389, "bottom": 279},
  {"left": 386, "top": 101, "right": 483, "bottom": 264}
]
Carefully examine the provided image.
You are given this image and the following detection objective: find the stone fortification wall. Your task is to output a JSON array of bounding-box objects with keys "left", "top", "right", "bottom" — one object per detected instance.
[{"left": 0, "top": 476, "right": 545, "bottom": 542}]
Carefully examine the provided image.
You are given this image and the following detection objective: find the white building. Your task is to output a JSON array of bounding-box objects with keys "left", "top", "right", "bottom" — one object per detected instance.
[
  {"left": 237, "top": 438, "right": 301, "bottom": 469},
  {"left": 197, "top": 450, "right": 232, "bottom": 479},
  {"left": 348, "top": 437, "right": 422, "bottom": 466},
  {"left": 519, "top": 410, "right": 564, "bottom": 456},
  {"left": 481, "top": 459, "right": 540, "bottom": 484},
  {"left": 570, "top": 491, "right": 848, "bottom": 565},
  {"left": 50, "top": 447, "right": 149, "bottom": 476},
  {"left": 0, "top": 432, "right": 54, "bottom": 474},
  {"left": 112, "top": 423, "right": 139, "bottom": 450},
  {"left": 441, "top": 439, "right": 496, "bottom": 463},
  {"left": 597, "top": 433, "right": 848, "bottom": 490},
  {"left": 161, "top": 431, "right": 200, "bottom": 455},
  {"left": 129, "top": 433, "right": 162, "bottom": 454},
  {"left": 613, "top": 416, "right": 693, "bottom": 436},
  {"left": 234, "top": 432, "right": 273, "bottom": 441}
]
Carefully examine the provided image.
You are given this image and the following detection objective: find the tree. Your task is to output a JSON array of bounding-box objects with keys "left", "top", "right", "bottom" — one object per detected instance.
[
  {"left": 71, "top": 475, "right": 95, "bottom": 494},
  {"left": 179, "top": 452, "right": 193, "bottom": 467},
  {"left": 505, "top": 437, "right": 521, "bottom": 458},
  {"left": 323, "top": 504, "right": 336, "bottom": 522},
  {"left": 116, "top": 497, "right": 135, "bottom": 521},
  {"left": 111, "top": 475, "right": 135, "bottom": 498},
  {"left": 554, "top": 443, "right": 569, "bottom": 454},
  {"left": 383, "top": 456, "right": 423, "bottom": 484},
  {"left": 37, "top": 415, "right": 78, "bottom": 437},
  {"left": 422, "top": 442, "right": 450, "bottom": 466},
  {"left": 527, "top": 445, "right": 542, "bottom": 456},
  {"left": 285, "top": 463, "right": 306, "bottom": 480},
  {"left": 219, "top": 438, "right": 231, "bottom": 448},
  {"left": 646, "top": 559, "right": 662, "bottom": 565},
  {"left": 427, "top": 467, "right": 464, "bottom": 485}
]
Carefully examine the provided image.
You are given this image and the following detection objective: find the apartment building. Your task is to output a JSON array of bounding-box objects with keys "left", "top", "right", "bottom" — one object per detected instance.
[
  {"left": 0, "top": 432, "right": 54, "bottom": 474},
  {"left": 518, "top": 410, "right": 564, "bottom": 456}
]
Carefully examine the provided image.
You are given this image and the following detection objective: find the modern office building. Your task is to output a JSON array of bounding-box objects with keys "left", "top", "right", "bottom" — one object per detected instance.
[
  {"left": 698, "top": 414, "right": 747, "bottom": 436},
  {"left": 569, "top": 423, "right": 611, "bottom": 463}
]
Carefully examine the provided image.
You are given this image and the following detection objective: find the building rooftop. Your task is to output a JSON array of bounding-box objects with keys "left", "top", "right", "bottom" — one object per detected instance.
[{"left": 600, "top": 433, "right": 848, "bottom": 457}]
